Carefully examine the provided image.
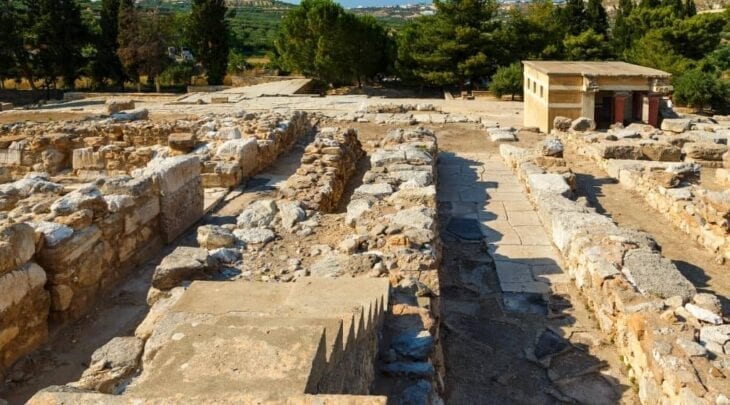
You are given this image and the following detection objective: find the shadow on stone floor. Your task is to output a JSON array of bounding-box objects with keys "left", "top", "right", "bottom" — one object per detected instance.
[{"left": 436, "top": 152, "right": 632, "bottom": 404}]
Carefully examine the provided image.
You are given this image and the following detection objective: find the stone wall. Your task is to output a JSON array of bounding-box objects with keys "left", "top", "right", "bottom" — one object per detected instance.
[
  {"left": 0, "top": 224, "right": 49, "bottom": 376},
  {"left": 557, "top": 128, "right": 730, "bottom": 263},
  {"left": 501, "top": 144, "right": 729, "bottom": 405},
  {"left": 0, "top": 156, "right": 203, "bottom": 377},
  {"left": 282, "top": 127, "right": 364, "bottom": 212},
  {"left": 0, "top": 111, "right": 312, "bottom": 187}
]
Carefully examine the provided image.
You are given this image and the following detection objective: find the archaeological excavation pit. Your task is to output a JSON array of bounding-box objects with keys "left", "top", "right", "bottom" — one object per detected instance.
[{"left": 0, "top": 88, "right": 728, "bottom": 404}]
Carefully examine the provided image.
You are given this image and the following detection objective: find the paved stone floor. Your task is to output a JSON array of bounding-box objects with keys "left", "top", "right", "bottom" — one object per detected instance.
[{"left": 437, "top": 149, "right": 637, "bottom": 404}]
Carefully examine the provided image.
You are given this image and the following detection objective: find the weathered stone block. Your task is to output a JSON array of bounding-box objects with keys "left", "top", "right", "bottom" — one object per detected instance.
[
  {"left": 152, "top": 246, "right": 213, "bottom": 290},
  {"left": 72, "top": 147, "right": 105, "bottom": 170},
  {"left": 0, "top": 223, "right": 36, "bottom": 276},
  {"left": 0, "top": 262, "right": 49, "bottom": 372},
  {"left": 167, "top": 133, "right": 196, "bottom": 152}
]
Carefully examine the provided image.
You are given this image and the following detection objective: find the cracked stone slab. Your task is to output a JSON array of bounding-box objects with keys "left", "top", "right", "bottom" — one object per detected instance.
[{"left": 446, "top": 217, "right": 484, "bottom": 241}]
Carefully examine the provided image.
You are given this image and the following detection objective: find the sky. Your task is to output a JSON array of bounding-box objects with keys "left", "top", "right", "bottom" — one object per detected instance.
[{"left": 280, "top": 0, "right": 429, "bottom": 7}]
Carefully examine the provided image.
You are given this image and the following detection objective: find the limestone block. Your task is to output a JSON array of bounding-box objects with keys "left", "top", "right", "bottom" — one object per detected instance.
[
  {"left": 387, "top": 207, "right": 435, "bottom": 231},
  {"left": 594, "top": 142, "right": 644, "bottom": 160},
  {"left": 29, "top": 221, "right": 73, "bottom": 248},
  {"left": 528, "top": 173, "right": 572, "bottom": 198},
  {"left": 152, "top": 246, "right": 213, "bottom": 290},
  {"left": 661, "top": 118, "right": 693, "bottom": 133},
  {"left": 237, "top": 199, "right": 278, "bottom": 229},
  {"left": 124, "top": 196, "right": 160, "bottom": 234},
  {"left": 0, "top": 223, "right": 36, "bottom": 276},
  {"left": 570, "top": 117, "right": 596, "bottom": 132},
  {"left": 278, "top": 201, "right": 306, "bottom": 231},
  {"left": 167, "top": 133, "right": 196, "bottom": 153},
  {"left": 716, "top": 168, "right": 730, "bottom": 185},
  {"left": 346, "top": 199, "right": 372, "bottom": 227},
  {"left": 144, "top": 156, "right": 200, "bottom": 196},
  {"left": 50, "top": 185, "right": 108, "bottom": 217},
  {"left": 233, "top": 227, "right": 275, "bottom": 245},
  {"left": 553, "top": 116, "right": 572, "bottom": 132},
  {"left": 111, "top": 108, "right": 148, "bottom": 122},
  {"left": 537, "top": 138, "right": 564, "bottom": 157},
  {"left": 682, "top": 142, "right": 728, "bottom": 161},
  {"left": 641, "top": 143, "right": 681, "bottom": 162},
  {"left": 353, "top": 183, "right": 394, "bottom": 200},
  {"left": 0, "top": 149, "right": 22, "bottom": 165},
  {"left": 622, "top": 248, "right": 696, "bottom": 300},
  {"left": 105, "top": 99, "right": 135, "bottom": 114},
  {"left": 97, "top": 176, "right": 154, "bottom": 198},
  {"left": 38, "top": 225, "right": 102, "bottom": 270},
  {"left": 0, "top": 262, "right": 49, "bottom": 372},
  {"left": 197, "top": 225, "right": 236, "bottom": 249},
  {"left": 71, "top": 336, "right": 144, "bottom": 394}
]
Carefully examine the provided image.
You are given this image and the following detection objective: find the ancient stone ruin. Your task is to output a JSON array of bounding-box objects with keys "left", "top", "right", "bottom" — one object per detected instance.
[{"left": 0, "top": 89, "right": 728, "bottom": 404}]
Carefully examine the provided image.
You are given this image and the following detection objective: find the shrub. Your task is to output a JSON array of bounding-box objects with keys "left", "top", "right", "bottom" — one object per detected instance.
[{"left": 490, "top": 62, "right": 523, "bottom": 100}]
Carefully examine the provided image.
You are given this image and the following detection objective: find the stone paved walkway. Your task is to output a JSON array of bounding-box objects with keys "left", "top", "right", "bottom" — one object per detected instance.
[
  {"left": 438, "top": 149, "right": 636, "bottom": 404},
  {"left": 439, "top": 152, "right": 570, "bottom": 295}
]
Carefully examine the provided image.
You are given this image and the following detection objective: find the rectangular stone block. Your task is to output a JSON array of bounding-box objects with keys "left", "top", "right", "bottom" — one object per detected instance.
[
  {"left": 143, "top": 156, "right": 201, "bottom": 196},
  {"left": 38, "top": 225, "right": 102, "bottom": 271},
  {"left": 159, "top": 177, "right": 203, "bottom": 243},
  {"left": 0, "top": 263, "right": 49, "bottom": 372},
  {"left": 124, "top": 196, "right": 160, "bottom": 234},
  {"left": 72, "top": 147, "right": 105, "bottom": 170},
  {"left": 0, "top": 149, "right": 22, "bottom": 165}
]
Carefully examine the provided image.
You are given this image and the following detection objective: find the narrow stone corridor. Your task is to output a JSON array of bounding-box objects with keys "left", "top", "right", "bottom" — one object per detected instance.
[{"left": 437, "top": 147, "right": 638, "bottom": 404}]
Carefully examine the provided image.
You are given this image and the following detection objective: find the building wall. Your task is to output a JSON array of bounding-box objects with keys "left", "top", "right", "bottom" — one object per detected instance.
[{"left": 523, "top": 65, "right": 551, "bottom": 132}]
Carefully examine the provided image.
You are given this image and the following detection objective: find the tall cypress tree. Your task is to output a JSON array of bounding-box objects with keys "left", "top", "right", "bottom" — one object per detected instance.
[
  {"left": 612, "top": 0, "right": 635, "bottom": 56},
  {"left": 684, "top": 0, "right": 697, "bottom": 16},
  {"left": 561, "top": 0, "right": 588, "bottom": 36},
  {"left": 585, "top": 0, "right": 609, "bottom": 36},
  {"left": 190, "top": 0, "right": 230, "bottom": 85},
  {"left": 30, "top": 0, "right": 89, "bottom": 90},
  {"left": 94, "top": 0, "right": 125, "bottom": 88},
  {"left": 117, "top": 0, "right": 140, "bottom": 90}
]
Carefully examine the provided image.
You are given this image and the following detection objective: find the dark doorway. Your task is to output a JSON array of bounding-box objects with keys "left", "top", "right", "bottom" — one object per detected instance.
[{"left": 594, "top": 91, "right": 614, "bottom": 129}]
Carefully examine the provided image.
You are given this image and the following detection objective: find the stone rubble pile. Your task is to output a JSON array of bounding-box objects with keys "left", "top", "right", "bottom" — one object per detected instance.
[
  {"left": 346, "top": 127, "right": 441, "bottom": 291},
  {"left": 281, "top": 127, "right": 364, "bottom": 212},
  {"left": 553, "top": 117, "right": 729, "bottom": 263},
  {"left": 554, "top": 116, "right": 729, "bottom": 165},
  {"left": 501, "top": 144, "right": 729, "bottom": 405}
]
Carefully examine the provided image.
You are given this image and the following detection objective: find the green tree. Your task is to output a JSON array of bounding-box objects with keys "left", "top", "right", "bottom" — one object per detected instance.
[
  {"left": 684, "top": 0, "right": 697, "bottom": 17},
  {"left": 117, "top": 0, "right": 141, "bottom": 89},
  {"left": 625, "top": 30, "right": 692, "bottom": 74},
  {"left": 489, "top": 62, "right": 522, "bottom": 100},
  {"left": 190, "top": 0, "right": 230, "bottom": 85},
  {"left": 0, "top": 0, "right": 25, "bottom": 88},
  {"left": 612, "top": 0, "right": 635, "bottom": 56},
  {"left": 560, "top": 0, "right": 587, "bottom": 36},
  {"left": 396, "top": 0, "right": 500, "bottom": 89},
  {"left": 92, "top": 0, "right": 125, "bottom": 88},
  {"left": 564, "top": 29, "right": 613, "bottom": 60},
  {"left": 496, "top": 0, "right": 564, "bottom": 61},
  {"left": 585, "top": 0, "right": 609, "bottom": 36},
  {"left": 275, "top": 0, "right": 391, "bottom": 86},
  {"left": 673, "top": 68, "right": 728, "bottom": 110},
  {"left": 137, "top": 11, "right": 170, "bottom": 92},
  {"left": 28, "top": 0, "right": 90, "bottom": 90}
]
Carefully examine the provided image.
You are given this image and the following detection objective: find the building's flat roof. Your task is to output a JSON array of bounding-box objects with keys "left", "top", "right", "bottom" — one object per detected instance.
[{"left": 523, "top": 61, "right": 671, "bottom": 78}]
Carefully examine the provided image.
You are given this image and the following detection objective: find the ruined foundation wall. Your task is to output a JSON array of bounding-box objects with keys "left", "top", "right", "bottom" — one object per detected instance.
[
  {"left": 501, "top": 144, "right": 729, "bottom": 405},
  {"left": 282, "top": 127, "right": 364, "bottom": 212},
  {"left": 0, "top": 223, "right": 49, "bottom": 376},
  {"left": 557, "top": 130, "right": 730, "bottom": 262}
]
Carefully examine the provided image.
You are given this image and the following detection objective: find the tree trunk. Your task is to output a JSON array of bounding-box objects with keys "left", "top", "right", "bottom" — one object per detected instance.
[
  {"left": 155, "top": 76, "right": 161, "bottom": 93},
  {"left": 136, "top": 81, "right": 141, "bottom": 92}
]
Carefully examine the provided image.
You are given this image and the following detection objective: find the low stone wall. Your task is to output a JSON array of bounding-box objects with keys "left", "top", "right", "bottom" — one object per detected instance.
[
  {"left": 0, "top": 224, "right": 49, "bottom": 376},
  {"left": 0, "top": 156, "right": 203, "bottom": 377},
  {"left": 346, "top": 128, "right": 440, "bottom": 291},
  {"left": 501, "top": 144, "right": 729, "bottom": 405},
  {"left": 282, "top": 127, "right": 364, "bottom": 212},
  {"left": 0, "top": 111, "right": 312, "bottom": 186},
  {"left": 557, "top": 129, "right": 730, "bottom": 263},
  {"left": 200, "top": 111, "right": 311, "bottom": 188}
]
